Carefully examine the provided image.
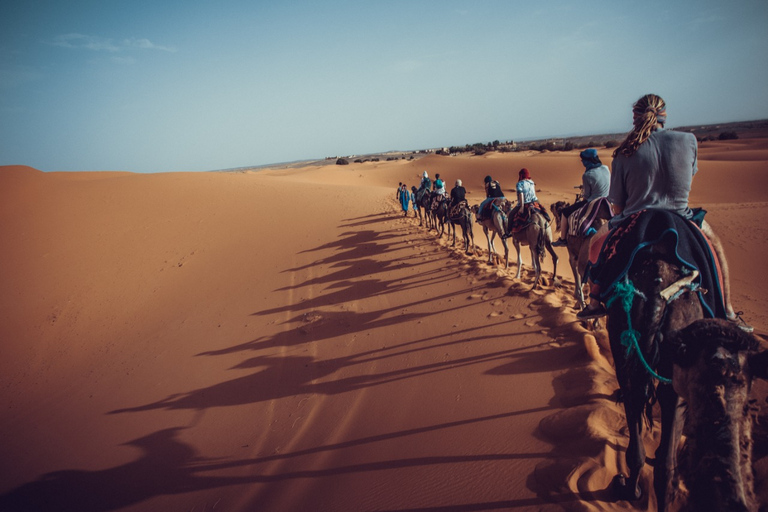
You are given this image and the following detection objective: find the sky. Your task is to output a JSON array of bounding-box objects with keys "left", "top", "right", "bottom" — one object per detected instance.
[{"left": 1, "top": 0, "right": 767, "bottom": 173}]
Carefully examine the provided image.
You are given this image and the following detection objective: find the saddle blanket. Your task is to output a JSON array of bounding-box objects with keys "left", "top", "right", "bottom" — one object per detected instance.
[
  {"left": 585, "top": 209, "right": 726, "bottom": 319},
  {"left": 510, "top": 202, "right": 549, "bottom": 233},
  {"left": 567, "top": 197, "right": 613, "bottom": 237},
  {"left": 449, "top": 201, "right": 468, "bottom": 220}
]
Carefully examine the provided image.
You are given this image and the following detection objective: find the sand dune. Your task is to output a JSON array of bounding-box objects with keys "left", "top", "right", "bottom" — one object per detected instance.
[{"left": 1, "top": 140, "right": 767, "bottom": 511}]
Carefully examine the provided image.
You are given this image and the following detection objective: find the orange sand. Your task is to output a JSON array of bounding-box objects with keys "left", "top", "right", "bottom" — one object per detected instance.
[{"left": 1, "top": 140, "right": 767, "bottom": 511}]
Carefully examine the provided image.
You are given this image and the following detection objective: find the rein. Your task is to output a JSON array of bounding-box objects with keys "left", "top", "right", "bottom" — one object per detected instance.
[{"left": 606, "top": 279, "right": 672, "bottom": 384}]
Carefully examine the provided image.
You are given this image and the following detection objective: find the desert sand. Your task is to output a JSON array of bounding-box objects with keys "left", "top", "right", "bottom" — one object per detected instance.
[{"left": 1, "top": 139, "right": 767, "bottom": 511}]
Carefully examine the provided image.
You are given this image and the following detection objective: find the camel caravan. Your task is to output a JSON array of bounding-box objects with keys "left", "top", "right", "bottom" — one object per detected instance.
[{"left": 394, "top": 95, "right": 765, "bottom": 511}]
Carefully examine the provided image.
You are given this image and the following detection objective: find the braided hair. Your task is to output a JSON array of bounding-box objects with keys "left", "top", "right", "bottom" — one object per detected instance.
[{"left": 613, "top": 94, "right": 667, "bottom": 158}]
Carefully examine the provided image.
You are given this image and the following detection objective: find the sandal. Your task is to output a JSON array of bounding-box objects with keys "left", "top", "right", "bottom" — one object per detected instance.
[
  {"left": 728, "top": 311, "right": 754, "bottom": 333},
  {"left": 576, "top": 303, "right": 608, "bottom": 320}
]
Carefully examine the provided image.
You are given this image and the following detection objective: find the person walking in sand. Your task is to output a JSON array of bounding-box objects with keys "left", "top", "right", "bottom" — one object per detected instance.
[
  {"left": 552, "top": 149, "right": 610, "bottom": 247},
  {"left": 399, "top": 183, "right": 413, "bottom": 216},
  {"left": 577, "top": 93, "right": 753, "bottom": 332}
]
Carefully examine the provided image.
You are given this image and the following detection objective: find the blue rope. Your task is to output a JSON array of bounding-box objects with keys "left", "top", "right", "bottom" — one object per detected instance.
[{"left": 606, "top": 279, "right": 672, "bottom": 384}]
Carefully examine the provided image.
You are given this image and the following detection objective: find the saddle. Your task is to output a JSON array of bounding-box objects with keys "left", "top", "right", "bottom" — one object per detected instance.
[
  {"left": 479, "top": 198, "right": 508, "bottom": 219},
  {"left": 567, "top": 197, "right": 613, "bottom": 237},
  {"left": 586, "top": 209, "right": 726, "bottom": 319},
  {"left": 449, "top": 200, "right": 468, "bottom": 220},
  {"left": 509, "top": 202, "right": 549, "bottom": 233},
  {"left": 430, "top": 194, "right": 445, "bottom": 211}
]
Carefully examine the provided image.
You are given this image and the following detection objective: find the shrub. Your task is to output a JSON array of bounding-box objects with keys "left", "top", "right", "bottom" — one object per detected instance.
[
  {"left": 718, "top": 131, "right": 739, "bottom": 140},
  {"left": 563, "top": 141, "right": 575, "bottom": 151},
  {"left": 336, "top": 158, "right": 349, "bottom": 165},
  {"left": 604, "top": 140, "right": 619, "bottom": 148}
]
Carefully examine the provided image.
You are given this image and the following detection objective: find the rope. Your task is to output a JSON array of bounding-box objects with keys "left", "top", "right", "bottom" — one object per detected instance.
[{"left": 606, "top": 279, "right": 672, "bottom": 384}]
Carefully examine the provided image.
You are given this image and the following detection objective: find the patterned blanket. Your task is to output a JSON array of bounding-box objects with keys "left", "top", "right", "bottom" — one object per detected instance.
[
  {"left": 567, "top": 197, "right": 613, "bottom": 237},
  {"left": 585, "top": 209, "right": 726, "bottom": 319}
]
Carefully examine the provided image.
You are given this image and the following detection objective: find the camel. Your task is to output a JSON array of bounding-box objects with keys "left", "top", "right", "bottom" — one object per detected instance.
[
  {"left": 413, "top": 187, "right": 432, "bottom": 228},
  {"left": 448, "top": 202, "right": 476, "bottom": 255},
  {"left": 507, "top": 209, "right": 559, "bottom": 289},
  {"left": 470, "top": 200, "right": 509, "bottom": 268},
  {"left": 430, "top": 197, "right": 449, "bottom": 237},
  {"left": 550, "top": 199, "right": 612, "bottom": 307},
  {"left": 667, "top": 318, "right": 767, "bottom": 512},
  {"left": 595, "top": 209, "right": 732, "bottom": 510}
]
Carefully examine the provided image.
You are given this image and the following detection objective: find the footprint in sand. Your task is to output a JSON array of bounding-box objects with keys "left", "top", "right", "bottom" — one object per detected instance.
[{"left": 487, "top": 311, "right": 504, "bottom": 318}]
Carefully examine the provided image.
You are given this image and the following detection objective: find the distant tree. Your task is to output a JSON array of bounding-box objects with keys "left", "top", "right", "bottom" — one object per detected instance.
[
  {"left": 492, "top": 140, "right": 500, "bottom": 148},
  {"left": 718, "top": 131, "right": 739, "bottom": 140},
  {"left": 563, "top": 141, "right": 575, "bottom": 151},
  {"left": 336, "top": 158, "right": 349, "bottom": 165},
  {"left": 604, "top": 140, "right": 619, "bottom": 148}
]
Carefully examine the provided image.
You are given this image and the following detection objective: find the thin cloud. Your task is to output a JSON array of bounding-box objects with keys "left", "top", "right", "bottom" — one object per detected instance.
[
  {"left": 123, "top": 38, "right": 177, "bottom": 53},
  {"left": 50, "top": 33, "right": 176, "bottom": 53},
  {"left": 52, "top": 33, "right": 120, "bottom": 52}
]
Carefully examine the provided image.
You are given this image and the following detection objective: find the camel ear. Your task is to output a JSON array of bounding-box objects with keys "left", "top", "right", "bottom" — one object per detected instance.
[
  {"left": 748, "top": 350, "right": 768, "bottom": 380},
  {"left": 665, "top": 330, "right": 695, "bottom": 368}
]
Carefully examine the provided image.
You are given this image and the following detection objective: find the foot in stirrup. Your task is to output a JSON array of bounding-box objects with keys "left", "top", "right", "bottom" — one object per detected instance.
[
  {"left": 552, "top": 238, "right": 567, "bottom": 247},
  {"left": 501, "top": 232, "right": 510, "bottom": 240},
  {"left": 728, "top": 311, "right": 754, "bottom": 333},
  {"left": 577, "top": 303, "right": 607, "bottom": 320}
]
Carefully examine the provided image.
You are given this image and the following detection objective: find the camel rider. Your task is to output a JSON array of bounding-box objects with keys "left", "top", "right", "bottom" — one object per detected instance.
[
  {"left": 504, "top": 168, "right": 549, "bottom": 237},
  {"left": 450, "top": 179, "right": 466, "bottom": 206},
  {"left": 415, "top": 171, "right": 431, "bottom": 204},
  {"left": 552, "top": 149, "right": 611, "bottom": 247},
  {"left": 419, "top": 171, "right": 431, "bottom": 191},
  {"left": 577, "top": 93, "right": 752, "bottom": 333},
  {"left": 449, "top": 179, "right": 467, "bottom": 217},
  {"left": 431, "top": 174, "right": 447, "bottom": 210},
  {"left": 476, "top": 175, "right": 504, "bottom": 222}
]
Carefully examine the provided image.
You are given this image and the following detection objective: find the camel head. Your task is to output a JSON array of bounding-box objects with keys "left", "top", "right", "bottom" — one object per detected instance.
[
  {"left": 550, "top": 201, "right": 568, "bottom": 228},
  {"left": 666, "top": 318, "right": 765, "bottom": 512}
]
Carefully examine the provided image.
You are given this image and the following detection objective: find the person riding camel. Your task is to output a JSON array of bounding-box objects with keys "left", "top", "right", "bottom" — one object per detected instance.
[
  {"left": 476, "top": 175, "right": 504, "bottom": 222},
  {"left": 419, "top": 171, "right": 431, "bottom": 191},
  {"left": 449, "top": 179, "right": 467, "bottom": 217},
  {"left": 577, "top": 93, "right": 753, "bottom": 332},
  {"left": 552, "top": 149, "right": 611, "bottom": 247},
  {"left": 431, "top": 173, "right": 447, "bottom": 210},
  {"left": 504, "top": 168, "right": 550, "bottom": 238},
  {"left": 415, "top": 171, "right": 431, "bottom": 205}
]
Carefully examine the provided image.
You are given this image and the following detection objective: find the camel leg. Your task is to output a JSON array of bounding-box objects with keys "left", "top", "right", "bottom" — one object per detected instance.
[
  {"left": 544, "top": 236, "right": 559, "bottom": 287},
  {"left": 501, "top": 236, "right": 509, "bottom": 269},
  {"left": 614, "top": 388, "right": 645, "bottom": 502},
  {"left": 529, "top": 245, "right": 540, "bottom": 289},
  {"left": 484, "top": 227, "right": 495, "bottom": 264},
  {"left": 654, "top": 383, "right": 684, "bottom": 511},
  {"left": 700, "top": 220, "right": 735, "bottom": 317},
  {"left": 570, "top": 255, "right": 585, "bottom": 306},
  {"left": 514, "top": 240, "right": 523, "bottom": 279}
]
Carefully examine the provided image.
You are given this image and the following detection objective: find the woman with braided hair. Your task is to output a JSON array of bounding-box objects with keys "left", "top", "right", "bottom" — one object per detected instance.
[{"left": 578, "top": 94, "right": 752, "bottom": 332}]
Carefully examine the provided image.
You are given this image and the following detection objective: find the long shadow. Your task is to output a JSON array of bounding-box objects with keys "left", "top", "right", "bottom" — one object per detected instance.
[
  {"left": 338, "top": 212, "right": 394, "bottom": 228},
  {"left": 2, "top": 409, "right": 559, "bottom": 512},
  {"left": 110, "top": 339, "right": 545, "bottom": 415}
]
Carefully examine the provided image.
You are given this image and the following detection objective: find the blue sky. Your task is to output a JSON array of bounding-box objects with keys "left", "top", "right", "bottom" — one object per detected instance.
[{"left": 2, "top": 0, "right": 767, "bottom": 173}]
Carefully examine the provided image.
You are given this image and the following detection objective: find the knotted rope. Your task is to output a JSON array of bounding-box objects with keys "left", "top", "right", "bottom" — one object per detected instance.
[{"left": 606, "top": 279, "right": 672, "bottom": 384}]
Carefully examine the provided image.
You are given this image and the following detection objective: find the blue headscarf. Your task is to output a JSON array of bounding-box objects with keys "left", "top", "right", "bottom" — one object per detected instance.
[{"left": 580, "top": 148, "right": 602, "bottom": 170}]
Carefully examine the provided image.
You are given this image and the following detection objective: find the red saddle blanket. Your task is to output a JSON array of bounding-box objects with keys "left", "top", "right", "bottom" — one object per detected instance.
[{"left": 509, "top": 202, "right": 549, "bottom": 233}]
